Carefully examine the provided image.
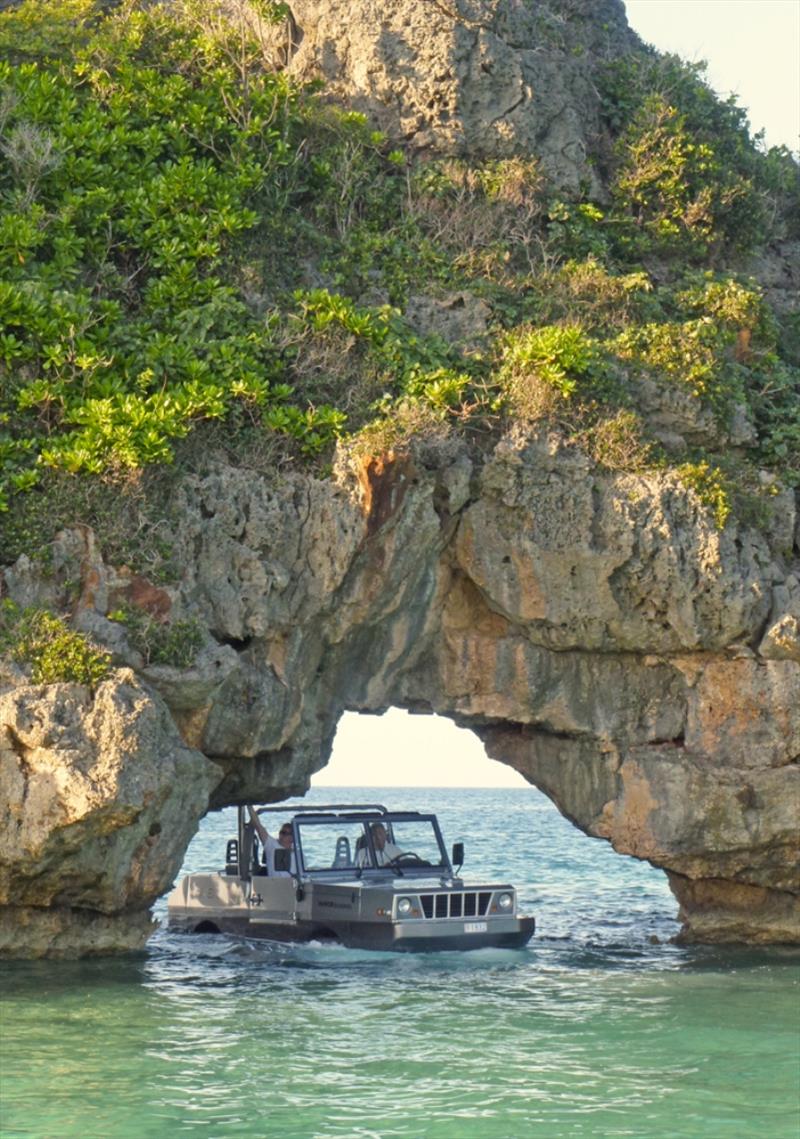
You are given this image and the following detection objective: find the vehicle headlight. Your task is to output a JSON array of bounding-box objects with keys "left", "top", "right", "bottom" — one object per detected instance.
[
  {"left": 497, "top": 892, "right": 514, "bottom": 911},
  {"left": 397, "top": 897, "right": 413, "bottom": 917}
]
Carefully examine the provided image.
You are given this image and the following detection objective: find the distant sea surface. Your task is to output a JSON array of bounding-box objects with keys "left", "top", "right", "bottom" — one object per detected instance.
[{"left": 2, "top": 786, "right": 799, "bottom": 1139}]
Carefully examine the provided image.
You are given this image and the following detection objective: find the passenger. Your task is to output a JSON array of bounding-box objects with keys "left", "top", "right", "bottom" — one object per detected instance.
[
  {"left": 247, "top": 806, "right": 296, "bottom": 877},
  {"left": 355, "top": 822, "right": 403, "bottom": 868}
]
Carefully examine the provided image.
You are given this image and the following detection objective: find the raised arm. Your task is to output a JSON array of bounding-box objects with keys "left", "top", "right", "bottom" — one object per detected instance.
[{"left": 247, "top": 805, "right": 269, "bottom": 845}]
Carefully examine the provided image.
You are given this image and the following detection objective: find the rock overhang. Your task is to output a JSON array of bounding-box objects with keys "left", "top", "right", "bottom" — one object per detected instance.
[{"left": 1, "top": 431, "right": 798, "bottom": 955}]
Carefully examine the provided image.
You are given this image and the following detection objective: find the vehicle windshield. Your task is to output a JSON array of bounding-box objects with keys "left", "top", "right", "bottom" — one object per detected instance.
[{"left": 295, "top": 816, "right": 447, "bottom": 873}]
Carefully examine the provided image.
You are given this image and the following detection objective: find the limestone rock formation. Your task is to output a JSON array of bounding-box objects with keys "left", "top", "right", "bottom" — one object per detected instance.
[
  {"left": 265, "top": 0, "right": 636, "bottom": 191},
  {"left": 0, "top": 672, "right": 218, "bottom": 956},
  {"left": 1, "top": 430, "right": 798, "bottom": 955},
  {"left": 0, "top": 0, "right": 798, "bottom": 957}
]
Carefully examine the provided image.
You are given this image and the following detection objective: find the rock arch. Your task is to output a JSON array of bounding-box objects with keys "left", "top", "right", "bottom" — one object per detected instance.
[{"left": 1, "top": 431, "right": 798, "bottom": 956}]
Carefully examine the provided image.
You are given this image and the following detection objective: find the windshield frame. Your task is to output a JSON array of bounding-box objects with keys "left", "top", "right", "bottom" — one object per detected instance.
[{"left": 293, "top": 811, "right": 451, "bottom": 877}]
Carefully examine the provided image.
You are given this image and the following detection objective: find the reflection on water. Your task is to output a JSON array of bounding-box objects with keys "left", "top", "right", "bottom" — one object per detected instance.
[{"left": 2, "top": 788, "right": 799, "bottom": 1139}]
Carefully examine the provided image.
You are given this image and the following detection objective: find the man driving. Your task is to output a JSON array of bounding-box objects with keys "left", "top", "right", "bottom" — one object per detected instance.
[{"left": 356, "top": 822, "right": 402, "bottom": 867}]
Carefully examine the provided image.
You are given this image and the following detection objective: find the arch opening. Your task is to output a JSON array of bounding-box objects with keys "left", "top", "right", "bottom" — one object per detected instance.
[
  {"left": 307, "top": 708, "right": 678, "bottom": 944},
  {"left": 168, "top": 707, "right": 679, "bottom": 948},
  {"left": 313, "top": 709, "right": 528, "bottom": 788}
]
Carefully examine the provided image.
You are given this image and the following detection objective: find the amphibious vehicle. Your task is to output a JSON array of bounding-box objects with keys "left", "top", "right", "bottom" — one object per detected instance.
[{"left": 167, "top": 803, "right": 536, "bottom": 952}]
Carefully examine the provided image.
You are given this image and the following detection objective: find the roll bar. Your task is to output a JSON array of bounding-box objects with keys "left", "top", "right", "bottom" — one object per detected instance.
[{"left": 248, "top": 803, "right": 389, "bottom": 815}]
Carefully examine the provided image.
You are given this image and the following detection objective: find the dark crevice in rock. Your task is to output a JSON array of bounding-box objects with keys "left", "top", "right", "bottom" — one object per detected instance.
[
  {"left": 473, "top": 718, "right": 587, "bottom": 744},
  {"left": 5, "top": 725, "right": 29, "bottom": 762},
  {"left": 285, "top": 7, "right": 304, "bottom": 60},
  {"left": 749, "top": 603, "right": 777, "bottom": 653},
  {"left": 215, "top": 634, "right": 253, "bottom": 653},
  {"left": 5, "top": 728, "right": 32, "bottom": 817},
  {"left": 430, "top": 0, "right": 492, "bottom": 30},
  {"left": 647, "top": 733, "right": 686, "bottom": 748},
  {"left": 488, "top": 87, "right": 527, "bottom": 127},
  {"left": 589, "top": 482, "right": 605, "bottom": 552}
]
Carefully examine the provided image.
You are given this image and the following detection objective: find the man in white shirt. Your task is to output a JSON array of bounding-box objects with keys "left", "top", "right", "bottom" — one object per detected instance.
[{"left": 356, "top": 822, "right": 403, "bottom": 867}]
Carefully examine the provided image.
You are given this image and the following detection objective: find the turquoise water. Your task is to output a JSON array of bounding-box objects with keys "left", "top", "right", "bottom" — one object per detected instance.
[{"left": 2, "top": 787, "right": 798, "bottom": 1139}]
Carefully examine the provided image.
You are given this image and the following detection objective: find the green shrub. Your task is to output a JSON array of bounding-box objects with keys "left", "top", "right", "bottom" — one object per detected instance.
[
  {"left": 108, "top": 606, "right": 203, "bottom": 667},
  {"left": 0, "top": 600, "right": 111, "bottom": 685},
  {"left": 501, "top": 325, "right": 601, "bottom": 400},
  {"left": 599, "top": 53, "right": 782, "bottom": 259},
  {"left": 282, "top": 288, "right": 483, "bottom": 427},
  {"left": 0, "top": 0, "right": 344, "bottom": 509},
  {"left": 0, "top": 0, "right": 98, "bottom": 61},
  {"left": 745, "top": 358, "right": 800, "bottom": 486},
  {"left": 545, "top": 200, "right": 612, "bottom": 263},
  {"left": 674, "top": 274, "right": 767, "bottom": 331},
  {"left": 611, "top": 94, "right": 757, "bottom": 259},
  {"left": 676, "top": 460, "right": 732, "bottom": 529},
  {"left": 610, "top": 318, "right": 745, "bottom": 421},
  {"left": 523, "top": 259, "right": 657, "bottom": 333}
]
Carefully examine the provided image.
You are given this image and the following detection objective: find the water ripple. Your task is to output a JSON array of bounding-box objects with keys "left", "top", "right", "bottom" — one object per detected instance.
[{"left": 3, "top": 788, "right": 799, "bottom": 1139}]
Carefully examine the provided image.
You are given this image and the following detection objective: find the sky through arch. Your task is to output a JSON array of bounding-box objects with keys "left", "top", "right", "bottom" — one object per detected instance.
[{"left": 311, "top": 709, "right": 528, "bottom": 787}]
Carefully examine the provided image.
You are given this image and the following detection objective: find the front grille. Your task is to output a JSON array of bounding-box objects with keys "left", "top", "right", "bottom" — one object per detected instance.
[{"left": 419, "top": 891, "right": 492, "bottom": 919}]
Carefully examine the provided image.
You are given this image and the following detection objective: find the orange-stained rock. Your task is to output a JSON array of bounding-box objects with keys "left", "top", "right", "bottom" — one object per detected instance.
[{"left": 354, "top": 450, "right": 417, "bottom": 537}]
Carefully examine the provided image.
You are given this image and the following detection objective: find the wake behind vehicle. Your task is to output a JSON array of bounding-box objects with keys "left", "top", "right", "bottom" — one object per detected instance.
[{"left": 167, "top": 804, "right": 536, "bottom": 952}]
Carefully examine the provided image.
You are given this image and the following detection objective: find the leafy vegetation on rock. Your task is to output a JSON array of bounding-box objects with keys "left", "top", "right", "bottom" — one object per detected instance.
[
  {"left": 599, "top": 51, "right": 800, "bottom": 258},
  {"left": 0, "top": 0, "right": 352, "bottom": 511},
  {"left": 1, "top": 0, "right": 798, "bottom": 558},
  {"left": 0, "top": 599, "right": 111, "bottom": 685},
  {"left": 108, "top": 606, "right": 204, "bottom": 668}
]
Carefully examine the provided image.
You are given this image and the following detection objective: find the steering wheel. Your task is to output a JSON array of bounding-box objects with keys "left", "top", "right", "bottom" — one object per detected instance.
[{"left": 386, "top": 852, "right": 429, "bottom": 868}]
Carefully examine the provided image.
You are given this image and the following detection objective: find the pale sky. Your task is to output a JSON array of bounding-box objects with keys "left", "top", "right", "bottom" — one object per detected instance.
[
  {"left": 313, "top": 709, "right": 528, "bottom": 787},
  {"left": 625, "top": 0, "right": 800, "bottom": 153},
  {"left": 316, "top": 0, "right": 799, "bottom": 789}
]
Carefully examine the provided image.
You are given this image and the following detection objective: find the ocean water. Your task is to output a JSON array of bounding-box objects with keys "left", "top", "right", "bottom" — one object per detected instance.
[{"left": 1, "top": 786, "right": 798, "bottom": 1139}]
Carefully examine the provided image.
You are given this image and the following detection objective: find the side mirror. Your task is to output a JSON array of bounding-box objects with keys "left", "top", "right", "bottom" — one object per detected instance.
[
  {"left": 451, "top": 842, "right": 464, "bottom": 869},
  {"left": 274, "top": 848, "right": 291, "bottom": 872}
]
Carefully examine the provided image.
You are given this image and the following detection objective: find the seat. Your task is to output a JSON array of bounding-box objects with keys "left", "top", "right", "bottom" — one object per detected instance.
[
  {"left": 331, "top": 835, "right": 351, "bottom": 868},
  {"left": 225, "top": 838, "right": 239, "bottom": 876}
]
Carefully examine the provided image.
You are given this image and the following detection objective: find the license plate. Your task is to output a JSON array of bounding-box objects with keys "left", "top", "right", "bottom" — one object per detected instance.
[{"left": 464, "top": 921, "right": 488, "bottom": 933}]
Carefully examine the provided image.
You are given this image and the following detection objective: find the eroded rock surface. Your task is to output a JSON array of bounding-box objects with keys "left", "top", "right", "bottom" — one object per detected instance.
[
  {"left": 1, "top": 428, "right": 798, "bottom": 955},
  {"left": 0, "top": 673, "right": 217, "bottom": 956},
  {"left": 263, "top": 0, "right": 636, "bottom": 191}
]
